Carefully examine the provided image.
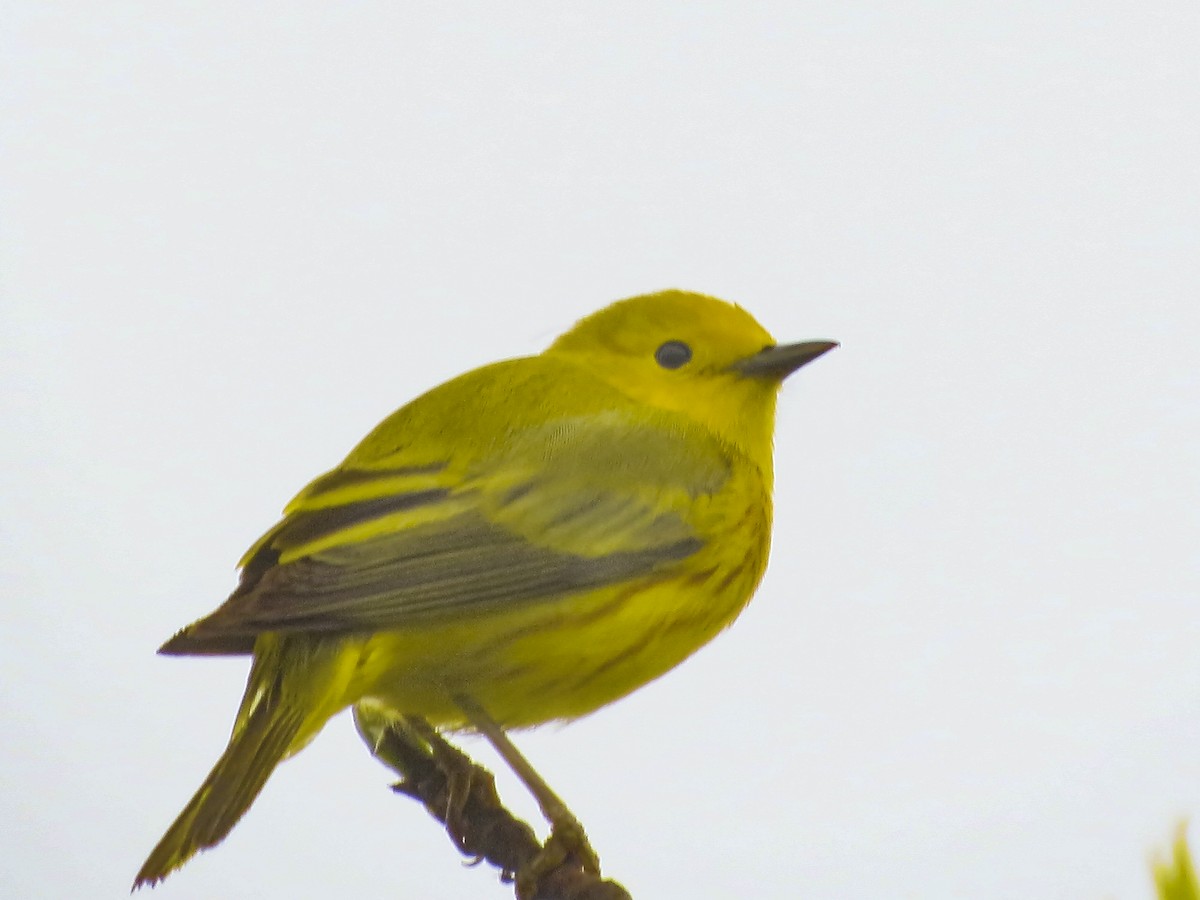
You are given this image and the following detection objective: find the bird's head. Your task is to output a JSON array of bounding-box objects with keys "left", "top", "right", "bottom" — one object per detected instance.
[{"left": 545, "top": 289, "right": 836, "bottom": 470}]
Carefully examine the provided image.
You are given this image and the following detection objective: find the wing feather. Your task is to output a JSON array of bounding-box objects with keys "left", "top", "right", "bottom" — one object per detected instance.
[{"left": 162, "top": 413, "right": 730, "bottom": 656}]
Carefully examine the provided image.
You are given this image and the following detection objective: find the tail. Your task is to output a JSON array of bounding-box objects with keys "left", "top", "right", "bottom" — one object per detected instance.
[{"left": 133, "top": 673, "right": 305, "bottom": 889}]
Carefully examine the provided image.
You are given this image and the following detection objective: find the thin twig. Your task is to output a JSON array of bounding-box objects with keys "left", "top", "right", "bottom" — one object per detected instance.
[{"left": 354, "top": 707, "right": 632, "bottom": 900}]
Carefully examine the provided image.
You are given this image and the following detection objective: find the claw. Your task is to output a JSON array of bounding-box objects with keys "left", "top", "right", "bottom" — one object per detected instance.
[
  {"left": 514, "top": 811, "right": 601, "bottom": 898},
  {"left": 417, "top": 725, "right": 476, "bottom": 850}
]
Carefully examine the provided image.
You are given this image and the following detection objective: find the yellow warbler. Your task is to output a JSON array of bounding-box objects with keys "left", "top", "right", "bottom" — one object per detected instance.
[{"left": 135, "top": 289, "right": 836, "bottom": 888}]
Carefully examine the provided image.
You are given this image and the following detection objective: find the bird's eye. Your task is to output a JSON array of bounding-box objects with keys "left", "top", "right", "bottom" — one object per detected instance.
[{"left": 654, "top": 340, "right": 693, "bottom": 370}]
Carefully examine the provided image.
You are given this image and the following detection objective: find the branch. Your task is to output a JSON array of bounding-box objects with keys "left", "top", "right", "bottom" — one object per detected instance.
[{"left": 354, "top": 706, "right": 632, "bottom": 900}]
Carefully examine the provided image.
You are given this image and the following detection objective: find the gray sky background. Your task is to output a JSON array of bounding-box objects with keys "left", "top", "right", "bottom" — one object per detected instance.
[{"left": 3, "top": 3, "right": 1198, "bottom": 899}]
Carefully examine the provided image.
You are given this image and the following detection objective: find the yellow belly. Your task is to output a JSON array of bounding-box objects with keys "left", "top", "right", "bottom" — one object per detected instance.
[{"left": 351, "top": 539, "right": 768, "bottom": 729}]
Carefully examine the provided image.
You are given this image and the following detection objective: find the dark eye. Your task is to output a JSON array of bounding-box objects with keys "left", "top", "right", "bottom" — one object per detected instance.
[{"left": 654, "top": 340, "right": 693, "bottom": 369}]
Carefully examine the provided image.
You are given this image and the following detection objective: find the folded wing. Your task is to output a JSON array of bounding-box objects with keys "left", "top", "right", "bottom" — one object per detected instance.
[{"left": 161, "top": 413, "right": 729, "bottom": 656}]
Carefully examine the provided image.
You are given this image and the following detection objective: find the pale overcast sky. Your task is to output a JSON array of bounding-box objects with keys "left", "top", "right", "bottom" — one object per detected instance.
[{"left": 3, "top": 3, "right": 1198, "bottom": 899}]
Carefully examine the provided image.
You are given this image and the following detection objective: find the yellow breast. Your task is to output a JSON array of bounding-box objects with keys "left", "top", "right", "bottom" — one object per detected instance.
[{"left": 354, "top": 465, "right": 772, "bottom": 729}]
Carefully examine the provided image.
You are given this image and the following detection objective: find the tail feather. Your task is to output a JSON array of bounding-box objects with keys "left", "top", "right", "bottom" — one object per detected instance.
[{"left": 133, "top": 688, "right": 304, "bottom": 889}]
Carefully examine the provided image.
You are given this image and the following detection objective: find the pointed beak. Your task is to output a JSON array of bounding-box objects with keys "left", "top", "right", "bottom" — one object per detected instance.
[{"left": 733, "top": 340, "right": 838, "bottom": 379}]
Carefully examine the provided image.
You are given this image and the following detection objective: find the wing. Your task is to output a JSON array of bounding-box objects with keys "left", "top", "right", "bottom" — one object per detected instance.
[{"left": 161, "top": 411, "right": 730, "bottom": 655}]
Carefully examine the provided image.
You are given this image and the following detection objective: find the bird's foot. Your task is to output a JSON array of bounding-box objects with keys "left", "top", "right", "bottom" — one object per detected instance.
[
  {"left": 404, "top": 717, "right": 478, "bottom": 850},
  {"left": 515, "top": 809, "right": 601, "bottom": 900}
]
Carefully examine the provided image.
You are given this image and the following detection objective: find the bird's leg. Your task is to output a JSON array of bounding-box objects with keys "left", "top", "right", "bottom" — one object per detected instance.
[
  {"left": 404, "top": 715, "right": 476, "bottom": 852},
  {"left": 453, "top": 694, "right": 601, "bottom": 897}
]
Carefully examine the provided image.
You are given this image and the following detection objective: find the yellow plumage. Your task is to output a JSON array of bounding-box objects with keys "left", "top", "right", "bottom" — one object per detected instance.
[{"left": 135, "top": 289, "right": 835, "bottom": 887}]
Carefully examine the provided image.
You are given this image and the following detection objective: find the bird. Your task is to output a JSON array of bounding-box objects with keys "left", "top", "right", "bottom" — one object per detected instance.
[{"left": 134, "top": 288, "right": 836, "bottom": 889}]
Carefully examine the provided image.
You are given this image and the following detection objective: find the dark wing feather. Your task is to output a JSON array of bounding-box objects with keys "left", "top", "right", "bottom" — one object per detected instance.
[
  {"left": 166, "top": 508, "right": 697, "bottom": 649},
  {"left": 161, "top": 414, "right": 728, "bottom": 656}
]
